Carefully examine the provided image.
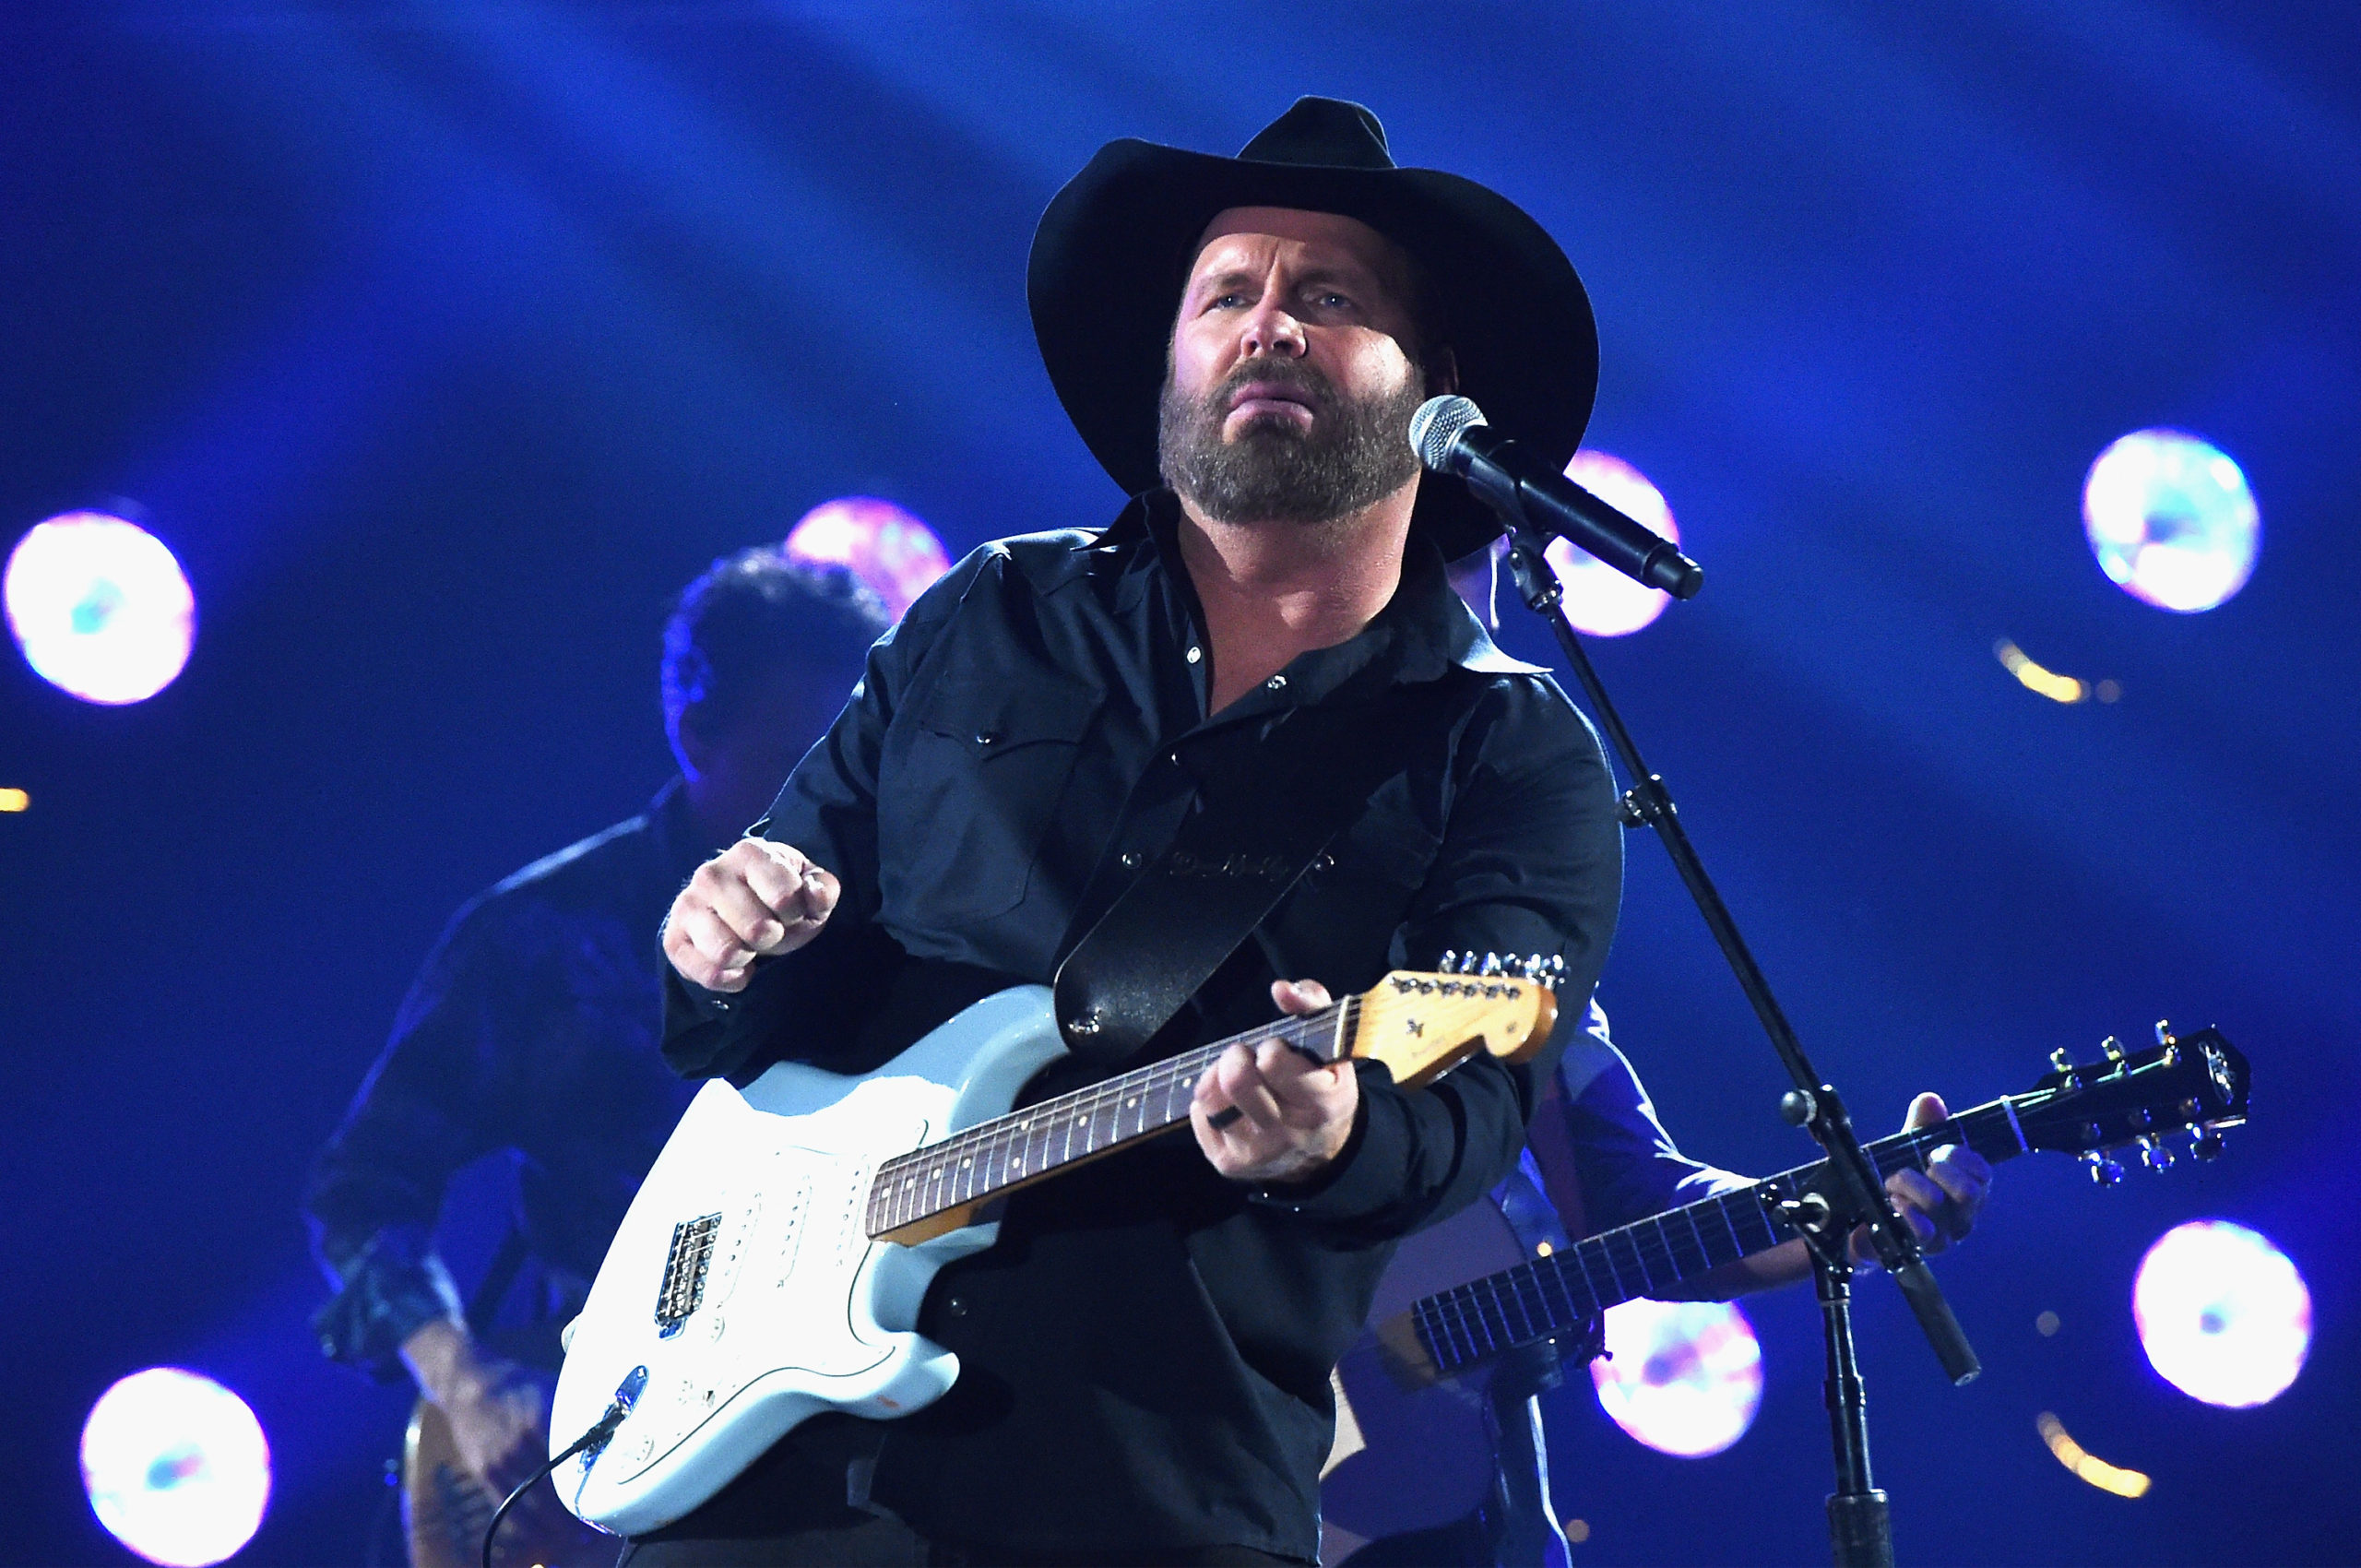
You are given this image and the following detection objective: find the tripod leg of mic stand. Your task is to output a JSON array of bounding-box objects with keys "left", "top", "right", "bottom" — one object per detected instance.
[{"left": 1817, "top": 1255, "right": 1892, "bottom": 1568}]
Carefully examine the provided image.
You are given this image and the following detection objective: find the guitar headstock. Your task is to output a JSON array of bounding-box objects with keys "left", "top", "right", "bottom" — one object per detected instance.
[
  {"left": 2012, "top": 1023, "right": 2249, "bottom": 1184},
  {"left": 1347, "top": 952, "right": 1561, "bottom": 1088}
]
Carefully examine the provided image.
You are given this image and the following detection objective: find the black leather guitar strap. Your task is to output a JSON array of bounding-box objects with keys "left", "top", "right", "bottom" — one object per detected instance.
[{"left": 1052, "top": 668, "right": 1480, "bottom": 1067}]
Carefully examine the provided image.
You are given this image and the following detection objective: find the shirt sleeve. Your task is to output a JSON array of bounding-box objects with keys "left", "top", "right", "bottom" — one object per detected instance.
[
  {"left": 1550, "top": 997, "right": 1750, "bottom": 1234},
  {"left": 1254, "top": 676, "right": 1624, "bottom": 1241},
  {"left": 304, "top": 903, "right": 507, "bottom": 1380}
]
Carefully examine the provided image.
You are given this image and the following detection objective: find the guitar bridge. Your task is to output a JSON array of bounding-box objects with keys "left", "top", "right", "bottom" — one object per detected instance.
[{"left": 654, "top": 1213, "right": 723, "bottom": 1337}]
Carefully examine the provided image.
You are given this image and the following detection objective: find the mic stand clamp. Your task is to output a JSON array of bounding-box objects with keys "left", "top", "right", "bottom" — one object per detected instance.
[{"left": 1493, "top": 519, "right": 1977, "bottom": 1568}]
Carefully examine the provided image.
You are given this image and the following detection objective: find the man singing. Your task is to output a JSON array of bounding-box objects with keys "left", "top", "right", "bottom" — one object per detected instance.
[{"left": 645, "top": 101, "right": 1978, "bottom": 1566}]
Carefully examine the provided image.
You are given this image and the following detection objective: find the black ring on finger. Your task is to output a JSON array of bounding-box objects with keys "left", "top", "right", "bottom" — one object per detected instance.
[{"left": 1207, "top": 1107, "right": 1244, "bottom": 1131}]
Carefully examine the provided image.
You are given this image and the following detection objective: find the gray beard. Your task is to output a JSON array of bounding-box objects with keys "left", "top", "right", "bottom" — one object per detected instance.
[{"left": 1157, "top": 362, "right": 1426, "bottom": 526}]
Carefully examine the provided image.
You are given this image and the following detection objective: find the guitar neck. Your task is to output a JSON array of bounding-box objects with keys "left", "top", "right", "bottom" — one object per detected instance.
[
  {"left": 863, "top": 997, "right": 1363, "bottom": 1241},
  {"left": 1411, "top": 1097, "right": 2032, "bottom": 1378}
]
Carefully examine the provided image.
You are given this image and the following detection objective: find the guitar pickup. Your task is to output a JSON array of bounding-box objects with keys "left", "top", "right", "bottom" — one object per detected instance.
[{"left": 655, "top": 1213, "right": 724, "bottom": 1337}]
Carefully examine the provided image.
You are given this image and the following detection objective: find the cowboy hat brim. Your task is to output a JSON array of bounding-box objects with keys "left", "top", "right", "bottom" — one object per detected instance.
[{"left": 1027, "top": 134, "right": 1599, "bottom": 558}]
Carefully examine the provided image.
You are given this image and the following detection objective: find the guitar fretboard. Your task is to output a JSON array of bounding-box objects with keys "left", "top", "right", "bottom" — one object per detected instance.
[
  {"left": 1413, "top": 1099, "right": 2026, "bottom": 1375},
  {"left": 862, "top": 997, "right": 1361, "bottom": 1239}
]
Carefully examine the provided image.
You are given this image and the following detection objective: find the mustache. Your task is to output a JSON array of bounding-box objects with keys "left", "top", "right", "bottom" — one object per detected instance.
[{"left": 1208, "top": 358, "right": 1337, "bottom": 416}]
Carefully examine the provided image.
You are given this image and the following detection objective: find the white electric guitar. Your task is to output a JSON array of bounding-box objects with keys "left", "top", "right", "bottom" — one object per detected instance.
[{"left": 548, "top": 958, "right": 1561, "bottom": 1536}]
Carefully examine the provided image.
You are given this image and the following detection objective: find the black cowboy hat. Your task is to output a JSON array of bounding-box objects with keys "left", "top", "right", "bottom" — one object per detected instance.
[{"left": 1027, "top": 96, "right": 1598, "bottom": 559}]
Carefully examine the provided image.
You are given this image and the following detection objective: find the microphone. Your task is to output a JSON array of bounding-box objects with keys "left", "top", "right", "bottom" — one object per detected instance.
[{"left": 1410, "top": 395, "right": 1703, "bottom": 600}]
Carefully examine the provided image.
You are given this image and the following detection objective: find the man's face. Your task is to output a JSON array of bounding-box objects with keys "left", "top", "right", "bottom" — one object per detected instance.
[{"left": 1158, "top": 207, "right": 1432, "bottom": 526}]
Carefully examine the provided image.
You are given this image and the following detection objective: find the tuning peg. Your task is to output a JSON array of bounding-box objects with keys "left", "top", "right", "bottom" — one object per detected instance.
[
  {"left": 1516, "top": 954, "right": 1556, "bottom": 984},
  {"left": 2049, "top": 1048, "right": 2075, "bottom": 1072},
  {"left": 1478, "top": 953, "right": 1505, "bottom": 976},
  {"left": 2136, "top": 1134, "right": 2175, "bottom": 1172},
  {"left": 2153, "top": 1019, "right": 2177, "bottom": 1048},
  {"left": 2189, "top": 1128, "right": 2226, "bottom": 1161},
  {"left": 2082, "top": 1152, "right": 2126, "bottom": 1186},
  {"left": 1439, "top": 950, "right": 1458, "bottom": 974},
  {"left": 2100, "top": 1035, "right": 2126, "bottom": 1063}
]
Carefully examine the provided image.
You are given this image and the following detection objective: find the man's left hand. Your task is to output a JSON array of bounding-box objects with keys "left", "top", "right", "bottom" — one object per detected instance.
[
  {"left": 1850, "top": 1091, "right": 1993, "bottom": 1266},
  {"left": 1192, "top": 979, "right": 1358, "bottom": 1184}
]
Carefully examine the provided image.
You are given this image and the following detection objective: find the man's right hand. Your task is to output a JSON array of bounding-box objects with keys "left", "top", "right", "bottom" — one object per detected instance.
[
  {"left": 401, "top": 1318, "right": 548, "bottom": 1499},
  {"left": 662, "top": 837, "right": 840, "bottom": 992}
]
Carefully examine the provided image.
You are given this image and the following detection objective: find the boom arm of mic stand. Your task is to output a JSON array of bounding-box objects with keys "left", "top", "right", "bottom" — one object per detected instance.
[{"left": 1498, "top": 521, "right": 1979, "bottom": 1386}]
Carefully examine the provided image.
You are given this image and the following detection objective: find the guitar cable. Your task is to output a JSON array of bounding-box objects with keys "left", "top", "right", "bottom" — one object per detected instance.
[{"left": 481, "top": 1396, "right": 632, "bottom": 1568}]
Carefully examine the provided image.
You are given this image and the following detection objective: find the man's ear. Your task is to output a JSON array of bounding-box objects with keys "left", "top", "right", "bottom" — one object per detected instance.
[
  {"left": 1424, "top": 345, "right": 1460, "bottom": 398},
  {"left": 671, "top": 706, "right": 716, "bottom": 781}
]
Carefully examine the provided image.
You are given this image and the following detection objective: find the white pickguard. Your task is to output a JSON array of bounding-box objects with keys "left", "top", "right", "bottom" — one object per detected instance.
[{"left": 547, "top": 984, "right": 1069, "bottom": 1537}]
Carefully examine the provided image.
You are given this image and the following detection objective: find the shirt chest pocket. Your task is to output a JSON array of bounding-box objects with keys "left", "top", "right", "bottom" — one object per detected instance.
[{"left": 878, "top": 671, "right": 1100, "bottom": 925}]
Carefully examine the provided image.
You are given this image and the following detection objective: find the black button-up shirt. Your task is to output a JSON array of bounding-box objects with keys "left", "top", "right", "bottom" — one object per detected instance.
[{"left": 658, "top": 492, "right": 1622, "bottom": 1560}]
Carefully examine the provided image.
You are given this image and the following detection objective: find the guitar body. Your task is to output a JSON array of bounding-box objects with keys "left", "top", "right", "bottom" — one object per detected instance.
[
  {"left": 1323, "top": 1202, "right": 1528, "bottom": 1550},
  {"left": 402, "top": 1400, "right": 615, "bottom": 1568},
  {"left": 548, "top": 984, "right": 1068, "bottom": 1537},
  {"left": 547, "top": 959, "right": 1560, "bottom": 1539}
]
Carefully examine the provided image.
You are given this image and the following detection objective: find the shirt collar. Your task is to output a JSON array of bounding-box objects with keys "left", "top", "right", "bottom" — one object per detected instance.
[{"left": 1085, "top": 489, "right": 1543, "bottom": 683}]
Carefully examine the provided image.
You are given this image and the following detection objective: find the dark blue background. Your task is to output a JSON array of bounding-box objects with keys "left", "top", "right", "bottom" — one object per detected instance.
[{"left": 4, "top": 4, "right": 2354, "bottom": 1562}]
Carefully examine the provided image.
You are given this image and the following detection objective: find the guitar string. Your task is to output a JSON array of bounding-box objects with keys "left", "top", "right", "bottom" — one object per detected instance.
[
  {"left": 878, "top": 1019, "right": 1298, "bottom": 1229},
  {"left": 919, "top": 994, "right": 1366, "bottom": 1226},
  {"left": 871, "top": 992, "right": 1396, "bottom": 1233},
  {"left": 1418, "top": 1114, "right": 1983, "bottom": 1369},
  {"left": 1419, "top": 1117, "right": 1971, "bottom": 1366},
  {"left": 906, "top": 978, "right": 1521, "bottom": 1232},
  {"left": 911, "top": 974, "right": 1525, "bottom": 1213},
  {"left": 1437, "top": 1117, "right": 1964, "bottom": 1362},
  {"left": 875, "top": 1033, "right": 1241, "bottom": 1230}
]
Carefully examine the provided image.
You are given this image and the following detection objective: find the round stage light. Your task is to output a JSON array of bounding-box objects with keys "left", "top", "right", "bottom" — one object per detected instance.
[
  {"left": 1590, "top": 1297, "right": 1763, "bottom": 1457},
  {"left": 81, "top": 1368, "right": 271, "bottom": 1567},
  {"left": 5, "top": 512, "right": 196, "bottom": 704},
  {"left": 2082, "top": 430, "right": 2259, "bottom": 612},
  {"left": 1546, "top": 452, "right": 1679, "bottom": 638},
  {"left": 784, "top": 497, "right": 952, "bottom": 620},
  {"left": 2133, "top": 1220, "right": 2309, "bottom": 1408}
]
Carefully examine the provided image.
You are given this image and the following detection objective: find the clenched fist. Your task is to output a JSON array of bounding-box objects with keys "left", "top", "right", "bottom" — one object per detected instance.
[{"left": 661, "top": 837, "right": 839, "bottom": 992}]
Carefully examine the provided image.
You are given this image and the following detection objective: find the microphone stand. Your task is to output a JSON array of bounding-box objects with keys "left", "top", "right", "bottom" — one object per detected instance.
[{"left": 1491, "top": 517, "right": 1978, "bottom": 1568}]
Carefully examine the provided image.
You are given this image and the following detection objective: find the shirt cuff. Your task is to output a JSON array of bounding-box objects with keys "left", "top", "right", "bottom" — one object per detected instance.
[
  {"left": 659, "top": 954, "right": 796, "bottom": 1082},
  {"left": 1245, "top": 1073, "right": 1400, "bottom": 1221},
  {"left": 311, "top": 1232, "right": 465, "bottom": 1384}
]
